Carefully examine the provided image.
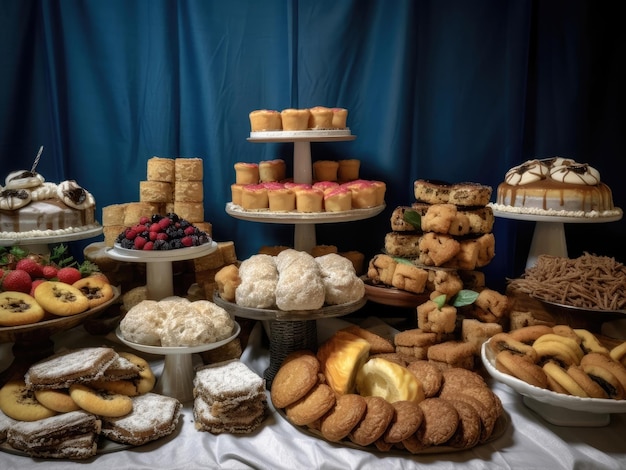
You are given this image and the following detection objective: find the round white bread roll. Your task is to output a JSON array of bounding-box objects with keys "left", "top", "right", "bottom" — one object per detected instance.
[
  {"left": 275, "top": 249, "right": 325, "bottom": 311},
  {"left": 315, "top": 253, "right": 364, "bottom": 305},
  {"left": 119, "top": 300, "right": 166, "bottom": 346},
  {"left": 235, "top": 254, "right": 278, "bottom": 309}
]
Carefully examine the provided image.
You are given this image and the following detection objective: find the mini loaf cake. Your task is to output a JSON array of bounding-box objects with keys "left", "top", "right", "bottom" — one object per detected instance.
[
  {"left": 280, "top": 108, "right": 311, "bottom": 130},
  {"left": 492, "top": 157, "right": 617, "bottom": 214},
  {"left": 249, "top": 109, "right": 282, "bottom": 131}
]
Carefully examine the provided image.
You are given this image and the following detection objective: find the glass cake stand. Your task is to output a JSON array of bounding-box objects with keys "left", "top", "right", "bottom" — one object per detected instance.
[
  {"left": 490, "top": 206, "right": 623, "bottom": 269},
  {"left": 115, "top": 322, "right": 241, "bottom": 403},
  {"left": 106, "top": 242, "right": 218, "bottom": 300}
]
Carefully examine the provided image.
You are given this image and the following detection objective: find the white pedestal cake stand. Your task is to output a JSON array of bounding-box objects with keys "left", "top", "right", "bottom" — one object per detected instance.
[
  {"left": 106, "top": 242, "right": 218, "bottom": 300},
  {"left": 116, "top": 322, "right": 241, "bottom": 403},
  {"left": 491, "top": 208, "right": 623, "bottom": 269}
]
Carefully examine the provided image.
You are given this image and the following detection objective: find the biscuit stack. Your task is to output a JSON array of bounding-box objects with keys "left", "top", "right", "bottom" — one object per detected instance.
[
  {"left": 101, "top": 156, "right": 212, "bottom": 246},
  {"left": 193, "top": 360, "right": 267, "bottom": 434},
  {"left": 367, "top": 179, "right": 509, "bottom": 369}
]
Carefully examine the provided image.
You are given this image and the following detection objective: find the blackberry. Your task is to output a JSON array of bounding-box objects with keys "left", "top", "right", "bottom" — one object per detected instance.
[
  {"left": 153, "top": 239, "right": 170, "bottom": 250},
  {"left": 166, "top": 212, "right": 180, "bottom": 223},
  {"left": 120, "top": 238, "right": 134, "bottom": 249},
  {"left": 151, "top": 214, "right": 162, "bottom": 223},
  {"left": 169, "top": 239, "right": 183, "bottom": 249}
]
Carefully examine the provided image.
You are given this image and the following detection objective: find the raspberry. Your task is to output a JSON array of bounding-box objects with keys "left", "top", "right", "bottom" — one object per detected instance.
[
  {"left": 125, "top": 228, "right": 139, "bottom": 240},
  {"left": 181, "top": 236, "right": 194, "bottom": 247},
  {"left": 149, "top": 224, "right": 162, "bottom": 233},
  {"left": 139, "top": 216, "right": 150, "bottom": 225},
  {"left": 149, "top": 231, "right": 158, "bottom": 241},
  {"left": 156, "top": 233, "right": 169, "bottom": 241},
  {"left": 158, "top": 217, "right": 171, "bottom": 230},
  {"left": 1, "top": 269, "right": 32, "bottom": 293},
  {"left": 184, "top": 226, "right": 196, "bottom": 236},
  {"left": 134, "top": 237, "right": 147, "bottom": 249},
  {"left": 143, "top": 241, "right": 154, "bottom": 251},
  {"left": 57, "top": 267, "right": 82, "bottom": 285}
]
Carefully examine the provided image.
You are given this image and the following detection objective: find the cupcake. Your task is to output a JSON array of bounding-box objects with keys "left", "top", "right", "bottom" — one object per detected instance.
[
  {"left": 331, "top": 108, "right": 348, "bottom": 129},
  {"left": 295, "top": 187, "right": 324, "bottom": 212},
  {"left": 342, "top": 180, "right": 377, "bottom": 208},
  {"left": 234, "top": 162, "right": 259, "bottom": 185},
  {"left": 259, "top": 159, "right": 286, "bottom": 182},
  {"left": 241, "top": 184, "right": 269, "bottom": 210},
  {"left": 231, "top": 183, "right": 245, "bottom": 206},
  {"left": 266, "top": 183, "right": 296, "bottom": 212},
  {"left": 324, "top": 186, "right": 352, "bottom": 212},
  {"left": 308, "top": 106, "right": 333, "bottom": 129},
  {"left": 281, "top": 108, "right": 311, "bottom": 130},
  {"left": 313, "top": 160, "right": 339, "bottom": 182},
  {"left": 249, "top": 109, "right": 282, "bottom": 132},
  {"left": 337, "top": 159, "right": 360, "bottom": 182},
  {"left": 312, "top": 181, "right": 340, "bottom": 194}
]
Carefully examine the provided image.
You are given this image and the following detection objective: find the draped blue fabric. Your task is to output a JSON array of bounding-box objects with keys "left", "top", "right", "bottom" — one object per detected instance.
[{"left": 1, "top": 0, "right": 624, "bottom": 291}]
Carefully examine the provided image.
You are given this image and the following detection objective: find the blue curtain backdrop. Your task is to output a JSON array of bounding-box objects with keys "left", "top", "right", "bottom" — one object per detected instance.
[{"left": 1, "top": 0, "right": 624, "bottom": 292}]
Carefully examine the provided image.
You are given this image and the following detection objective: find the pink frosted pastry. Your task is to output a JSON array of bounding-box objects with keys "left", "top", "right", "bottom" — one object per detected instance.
[
  {"left": 231, "top": 184, "right": 245, "bottom": 206},
  {"left": 324, "top": 187, "right": 352, "bottom": 212},
  {"left": 267, "top": 184, "right": 296, "bottom": 212},
  {"left": 241, "top": 184, "right": 269, "bottom": 210},
  {"left": 259, "top": 159, "right": 286, "bottom": 182},
  {"left": 370, "top": 180, "right": 386, "bottom": 206},
  {"left": 234, "top": 162, "right": 259, "bottom": 185},
  {"left": 308, "top": 106, "right": 333, "bottom": 129},
  {"left": 295, "top": 187, "right": 324, "bottom": 212},
  {"left": 331, "top": 108, "right": 348, "bottom": 129},
  {"left": 280, "top": 108, "right": 311, "bottom": 130},
  {"left": 284, "top": 182, "right": 311, "bottom": 191},
  {"left": 337, "top": 159, "right": 360, "bottom": 182},
  {"left": 313, "top": 181, "right": 340, "bottom": 194},
  {"left": 342, "top": 180, "right": 377, "bottom": 208},
  {"left": 249, "top": 109, "right": 282, "bottom": 131},
  {"left": 313, "top": 160, "right": 339, "bottom": 182}
]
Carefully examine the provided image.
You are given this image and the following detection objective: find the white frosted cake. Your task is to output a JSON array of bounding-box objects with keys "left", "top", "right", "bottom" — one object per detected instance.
[
  {"left": 490, "top": 157, "right": 621, "bottom": 217},
  {"left": 0, "top": 170, "right": 98, "bottom": 239}
]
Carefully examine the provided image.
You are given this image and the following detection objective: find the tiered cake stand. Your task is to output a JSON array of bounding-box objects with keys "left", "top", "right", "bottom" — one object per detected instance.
[
  {"left": 107, "top": 241, "right": 232, "bottom": 403},
  {"left": 224, "top": 129, "right": 383, "bottom": 386},
  {"left": 490, "top": 208, "right": 623, "bottom": 268}
]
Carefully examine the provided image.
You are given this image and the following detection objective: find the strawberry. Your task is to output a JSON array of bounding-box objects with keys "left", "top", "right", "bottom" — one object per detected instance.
[
  {"left": 42, "top": 265, "right": 58, "bottom": 279},
  {"left": 30, "top": 279, "right": 46, "bottom": 296},
  {"left": 56, "top": 266, "right": 82, "bottom": 285},
  {"left": 15, "top": 258, "right": 44, "bottom": 279},
  {"left": 2, "top": 269, "right": 32, "bottom": 293}
]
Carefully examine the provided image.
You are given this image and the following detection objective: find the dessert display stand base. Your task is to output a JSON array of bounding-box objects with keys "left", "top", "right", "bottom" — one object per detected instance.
[
  {"left": 491, "top": 209, "right": 623, "bottom": 269},
  {"left": 116, "top": 322, "right": 241, "bottom": 403},
  {"left": 107, "top": 242, "right": 224, "bottom": 403}
]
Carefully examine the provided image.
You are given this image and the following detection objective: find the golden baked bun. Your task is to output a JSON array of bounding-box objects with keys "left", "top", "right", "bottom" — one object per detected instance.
[
  {"left": 356, "top": 357, "right": 425, "bottom": 404},
  {"left": 317, "top": 331, "right": 371, "bottom": 395}
]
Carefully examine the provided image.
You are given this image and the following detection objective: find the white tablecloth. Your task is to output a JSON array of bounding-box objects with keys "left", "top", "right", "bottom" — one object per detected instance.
[{"left": 2, "top": 319, "right": 626, "bottom": 470}]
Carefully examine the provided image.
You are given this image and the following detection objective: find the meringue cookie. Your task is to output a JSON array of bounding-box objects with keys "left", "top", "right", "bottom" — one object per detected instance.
[
  {"left": 57, "top": 180, "right": 95, "bottom": 209},
  {"left": 504, "top": 159, "right": 550, "bottom": 185},
  {"left": 0, "top": 188, "right": 32, "bottom": 210},
  {"left": 550, "top": 163, "right": 601, "bottom": 185},
  {"left": 5, "top": 170, "right": 45, "bottom": 190}
]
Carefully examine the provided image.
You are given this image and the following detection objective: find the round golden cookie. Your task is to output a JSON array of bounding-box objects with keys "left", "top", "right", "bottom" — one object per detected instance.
[
  {"left": 0, "top": 291, "right": 45, "bottom": 326},
  {"left": 118, "top": 351, "right": 156, "bottom": 395},
  {"left": 446, "top": 398, "right": 482, "bottom": 449},
  {"left": 72, "top": 276, "right": 114, "bottom": 308},
  {"left": 285, "top": 383, "right": 335, "bottom": 426},
  {"left": 416, "top": 398, "right": 459, "bottom": 446},
  {"left": 580, "top": 352, "right": 626, "bottom": 399},
  {"left": 489, "top": 332, "right": 538, "bottom": 362},
  {"left": 406, "top": 360, "right": 443, "bottom": 397},
  {"left": 89, "top": 379, "right": 139, "bottom": 397},
  {"left": 320, "top": 393, "right": 367, "bottom": 442},
  {"left": 495, "top": 350, "right": 548, "bottom": 389},
  {"left": 349, "top": 396, "right": 394, "bottom": 447},
  {"left": 271, "top": 351, "right": 320, "bottom": 409},
  {"left": 34, "top": 281, "right": 90, "bottom": 316},
  {"left": 34, "top": 388, "right": 80, "bottom": 413},
  {"left": 552, "top": 325, "right": 582, "bottom": 343},
  {"left": 69, "top": 383, "right": 133, "bottom": 417},
  {"left": 0, "top": 380, "right": 57, "bottom": 421},
  {"left": 440, "top": 386, "right": 499, "bottom": 443},
  {"left": 383, "top": 400, "right": 424, "bottom": 444}
]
